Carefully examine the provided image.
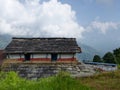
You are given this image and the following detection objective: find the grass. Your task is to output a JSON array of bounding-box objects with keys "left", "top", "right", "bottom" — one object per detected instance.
[
  {"left": 0, "top": 70, "right": 120, "bottom": 90},
  {"left": 77, "top": 70, "right": 120, "bottom": 90},
  {"left": 0, "top": 71, "right": 91, "bottom": 90}
]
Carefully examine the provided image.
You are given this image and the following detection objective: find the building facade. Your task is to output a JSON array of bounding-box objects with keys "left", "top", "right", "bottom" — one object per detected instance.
[
  {"left": 5, "top": 37, "right": 81, "bottom": 63},
  {"left": 0, "top": 50, "right": 5, "bottom": 65}
]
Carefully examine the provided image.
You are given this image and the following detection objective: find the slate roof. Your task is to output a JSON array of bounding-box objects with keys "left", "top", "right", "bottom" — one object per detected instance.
[{"left": 5, "top": 37, "right": 81, "bottom": 54}]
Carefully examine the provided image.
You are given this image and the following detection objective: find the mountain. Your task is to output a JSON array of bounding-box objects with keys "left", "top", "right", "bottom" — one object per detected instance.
[
  {"left": 0, "top": 35, "right": 11, "bottom": 49},
  {"left": 0, "top": 35, "right": 103, "bottom": 61},
  {"left": 77, "top": 43, "right": 103, "bottom": 61}
]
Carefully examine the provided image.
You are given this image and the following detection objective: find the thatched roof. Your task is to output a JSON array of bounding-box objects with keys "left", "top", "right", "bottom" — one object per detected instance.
[{"left": 5, "top": 37, "right": 81, "bottom": 54}]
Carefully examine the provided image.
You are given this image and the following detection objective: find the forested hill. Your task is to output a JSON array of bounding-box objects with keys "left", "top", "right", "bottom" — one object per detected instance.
[{"left": 0, "top": 35, "right": 103, "bottom": 61}]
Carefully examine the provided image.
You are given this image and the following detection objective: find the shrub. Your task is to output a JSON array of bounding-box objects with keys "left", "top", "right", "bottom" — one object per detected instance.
[{"left": 0, "top": 71, "right": 92, "bottom": 90}]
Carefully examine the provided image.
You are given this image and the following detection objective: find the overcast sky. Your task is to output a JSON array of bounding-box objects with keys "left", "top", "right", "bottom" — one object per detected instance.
[{"left": 0, "top": 0, "right": 120, "bottom": 53}]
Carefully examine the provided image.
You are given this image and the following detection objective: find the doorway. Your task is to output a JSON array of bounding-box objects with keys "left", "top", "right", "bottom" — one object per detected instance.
[
  {"left": 24, "top": 53, "right": 31, "bottom": 61},
  {"left": 51, "top": 54, "right": 58, "bottom": 61}
]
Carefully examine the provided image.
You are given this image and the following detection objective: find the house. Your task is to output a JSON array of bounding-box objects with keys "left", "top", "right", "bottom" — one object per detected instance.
[
  {"left": 84, "top": 62, "right": 118, "bottom": 71},
  {"left": 0, "top": 50, "right": 6, "bottom": 65},
  {"left": 5, "top": 37, "right": 81, "bottom": 63}
]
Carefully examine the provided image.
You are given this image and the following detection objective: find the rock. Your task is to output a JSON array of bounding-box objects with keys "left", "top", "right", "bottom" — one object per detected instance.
[
  {"left": 67, "top": 67, "right": 73, "bottom": 71},
  {"left": 2, "top": 63, "right": 96, "bottom": 79},
  {"left": 82, "top": 69, "right": 90, "bottom": 72}
]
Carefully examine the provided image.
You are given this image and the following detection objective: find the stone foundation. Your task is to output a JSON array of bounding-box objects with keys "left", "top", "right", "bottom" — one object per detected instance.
[{"left": 1, "top": 63, "right": 96, "bottom": 80}]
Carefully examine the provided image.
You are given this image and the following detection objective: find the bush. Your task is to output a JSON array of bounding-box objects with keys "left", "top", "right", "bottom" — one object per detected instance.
[
  {"left": 0, "top": 71, "right": 92, "bottom": 90},
  {"left": 117, "top": 64, "right": 120, "bottom": 69}
]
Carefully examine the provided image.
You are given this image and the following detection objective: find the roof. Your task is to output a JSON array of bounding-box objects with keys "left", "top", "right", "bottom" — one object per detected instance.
[
  {"left": 5, "top": 37, "right": 81, "bottom": 54},
  {"left": 84, "top": 62, "right": 117, "bottom": 67}
]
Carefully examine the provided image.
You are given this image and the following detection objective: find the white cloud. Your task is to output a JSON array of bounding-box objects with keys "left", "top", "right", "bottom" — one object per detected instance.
[
  {"left": 0, "top": 0, "right": 84, "bottom": 38},
  {"left": 88, "top": 21, "right": 120, "bottom": 34}
]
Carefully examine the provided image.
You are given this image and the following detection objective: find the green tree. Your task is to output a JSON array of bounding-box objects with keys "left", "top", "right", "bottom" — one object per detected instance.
[
  {"left": 113, "top": 48, "right": 120, "bottom": 64},
  {"left": 103, "top": 52, "right": 116, "bottom": 64},
  {"left": 93, "top": 55, "right": 102, "bottom": 62}
]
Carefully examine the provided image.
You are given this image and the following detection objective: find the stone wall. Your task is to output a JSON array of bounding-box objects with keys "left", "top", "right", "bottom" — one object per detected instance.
[{"left": 1, "top": 63, "right": 96, "bottom": 80}]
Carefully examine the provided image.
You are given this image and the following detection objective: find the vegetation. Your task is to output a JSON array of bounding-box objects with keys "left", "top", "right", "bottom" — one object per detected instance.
[
  {"left": 1, "top": 70, "right": 120, "bottom": 90},
  {"left": 92, "top": 47, "right": 120, "bottom": 64},
  {"left": 113, "top": 48, "right": 120, "bottom": 64},
  {"left": 78, "top": 70, "right": 120, "bottom": 90},
  {"left": 103, "top": 52, "right": 116, "bottom": 63},
  {"left": 93, "top": 55, "right": 102, "bottom": 62},
  {"left": 0, "top": 71, "right": 91, "bottom": 90}
]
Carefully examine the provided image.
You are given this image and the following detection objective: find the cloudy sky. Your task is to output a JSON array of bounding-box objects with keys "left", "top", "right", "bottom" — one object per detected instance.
[{"left": 0, "top": 0, "right": 120, "bottom": 53}]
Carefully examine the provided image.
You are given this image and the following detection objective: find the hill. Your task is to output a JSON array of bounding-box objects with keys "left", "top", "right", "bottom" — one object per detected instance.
[
  {"left": 78, "top": 43, "right": 103, "bottom": 61},
  {"left": 0, "top": 35, "right": 11, "bottom": 49}
]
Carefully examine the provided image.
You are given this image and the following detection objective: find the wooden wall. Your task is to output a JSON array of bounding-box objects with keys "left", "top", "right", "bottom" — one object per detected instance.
[
  {"left": 7, "top": 53, "right": 77, "bottom": 62},
  {"left": 0, "top": 50, "right": 6, "bottom": 65}
]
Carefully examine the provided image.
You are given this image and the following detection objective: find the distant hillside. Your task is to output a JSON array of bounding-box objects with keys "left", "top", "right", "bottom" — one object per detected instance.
[
  {"left": 77, "top": 43, "right": 103, "bottom": 61},
  {"left": 0, "top": 35, "right": 103, "bottom": 61},
  {"left": 0, "top": 35, "right": 11, "bottom": 49}
]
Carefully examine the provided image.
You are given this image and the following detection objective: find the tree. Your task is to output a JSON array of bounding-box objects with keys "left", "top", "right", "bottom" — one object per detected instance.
[
  {"left": 103, "top": 52, "right": 116, "bottom": 64},
  {"left": 93, "top": 55, "right": 102, "bottom": 62},
  {"left": 113, "top": 48, "right": 120, "bottom": 64}
]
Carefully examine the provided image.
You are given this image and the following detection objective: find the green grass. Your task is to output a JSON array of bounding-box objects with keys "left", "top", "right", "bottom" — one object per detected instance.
[
  {"left": 78, "top": 70, "right": 120, "bottom": 90},
  {"left": 0, "top": 71, "right": 91, "bottom": 90},
  {"left": 1, "top": 70, "right": 120, "bottom": 90}
]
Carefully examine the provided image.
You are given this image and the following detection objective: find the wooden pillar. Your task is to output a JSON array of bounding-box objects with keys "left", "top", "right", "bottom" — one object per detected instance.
[
  {"left": 59, "top": 54, "right": 61, "bottom": 59},
  {"left": 73, "top": 53, "right": 75, "bottom": 58},
  {"left": 19, "top": 54, "right": 21, "bottom": 59},
  {"left": 46, "top": 54, "right": 48, "bottom": 58},
  {"left": 7, "top": 54, "right": 10, "bottom": 59},
  {"left": 31, "top": 54, "right": 33, "bottom": 59}
]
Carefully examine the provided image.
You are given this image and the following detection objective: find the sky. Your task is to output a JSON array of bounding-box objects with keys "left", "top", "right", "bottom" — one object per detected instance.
[{"left": 0, "top": 0, "right": 120, "bottom": 53}]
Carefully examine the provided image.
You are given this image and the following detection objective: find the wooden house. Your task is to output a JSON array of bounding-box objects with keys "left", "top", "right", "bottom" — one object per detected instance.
[
  {"left": 5, "top": 37, "right": 81, "bottom": 63},
  {"left": 0, "top": 50, "right": 6, "bottom": 65}
]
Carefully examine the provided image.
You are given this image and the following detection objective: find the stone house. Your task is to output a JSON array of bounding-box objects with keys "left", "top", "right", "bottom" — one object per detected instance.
[{"left": 5, "top": 37, "right": 81, "bottom": 63}]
